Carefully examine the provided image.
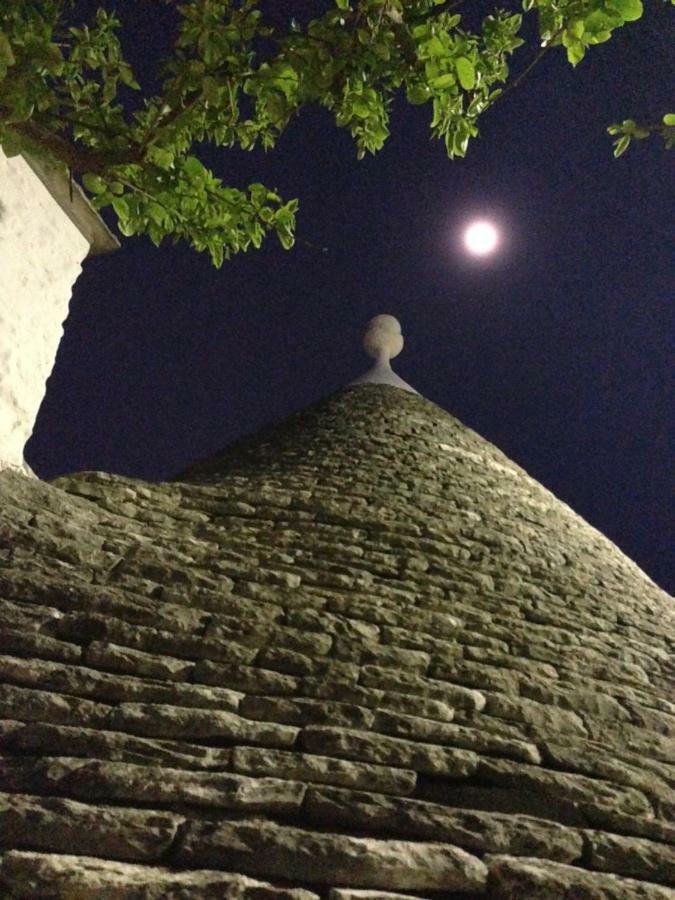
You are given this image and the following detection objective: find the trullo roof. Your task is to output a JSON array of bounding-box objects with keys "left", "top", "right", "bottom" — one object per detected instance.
[{"left": 0, "top": 382, "right": 673, "bottom": 898}]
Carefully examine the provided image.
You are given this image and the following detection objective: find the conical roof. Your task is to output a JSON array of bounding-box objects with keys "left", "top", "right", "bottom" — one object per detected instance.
[{"left": 0, "top": 382, "right": 673, "bottom": 898}]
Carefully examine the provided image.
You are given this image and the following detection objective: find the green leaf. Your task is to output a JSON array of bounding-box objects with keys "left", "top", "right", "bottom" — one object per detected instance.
[
  {"left": 82, "top": 173, "right": 107, "bottom": 194},
  {"left": 455, "top": 57, "right": 475, "bottom": 90},
  {"left": 567, "top": 19, "right": 584, "bottom": 39},
  {"left": 608, "top": 0, "right": 643, "bottom": 20},
  {"left": 117, "top": 219, "right": 136, "bottom": 237},
  {"left": 373, "top": 42, "right": 390, "bottom": 61},
  {"left": 0, "top": 31, "right": 15, "bottom": 67},
  {"left": 406, "top": 84, "right": 430, "bottom": 105},
  {"left": 45, "top": 44, "right": 64, "bottom": 76},
  {"left": 566, "top": 42, "right": 585, "bottom": 66},
  {"left": 147, "top": 146, "right": 174, "bottom": 169},
  {"left": 425, "top": 36, "right": 446, "bottom": 58},
  {"left": 587, "top": 30, "right": 612, "bottom": 44},
  {"left": 0, "top": 130, "right": 23, "bottom": 158},
  {"left": 148, "top": 203, "right": 168, "bottom": 226},
  {"left": 119, "top": 63, "right": 140, "bottom": 90},
  {"left": 431, "top": 73, "right": 456, "bottom": 90},
  {"left": 183, "top": 156, "right": 206, "bottom": 179},
  {"left": 663, "top": 113, "right": 675, "bottom": 126},
  {"left": 613, "top": 134, "right": 631, "bottom": 157},
  {"left": 111, "top": 196, "right": 129, "bottom": 219}
]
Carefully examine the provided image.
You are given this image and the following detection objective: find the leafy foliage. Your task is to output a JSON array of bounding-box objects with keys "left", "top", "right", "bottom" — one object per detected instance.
[
  {"left": 0, "top": 0, "right": 670, "bottom": 265},
  {"left": 608, "top": 113, "right": 675, "bottom": 157}
]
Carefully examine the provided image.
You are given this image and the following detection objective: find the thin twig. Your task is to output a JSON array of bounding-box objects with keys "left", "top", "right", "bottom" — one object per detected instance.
[{"left": 491, "top": 25, "right": 564, "bottom": 107}]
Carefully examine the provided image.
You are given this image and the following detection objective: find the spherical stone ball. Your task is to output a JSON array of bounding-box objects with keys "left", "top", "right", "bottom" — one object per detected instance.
[{"left": 363, "top": 314, "right": 404, "bottom": 361}]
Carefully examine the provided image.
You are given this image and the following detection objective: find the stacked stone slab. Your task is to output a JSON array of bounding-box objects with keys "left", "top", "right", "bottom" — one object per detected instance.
[{"left": 0, "top": 384, "right": 673, "bottom": 898}]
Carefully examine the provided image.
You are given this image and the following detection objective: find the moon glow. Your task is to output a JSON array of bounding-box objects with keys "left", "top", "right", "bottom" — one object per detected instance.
[{"left": 464, "top": 221, "right": 499, "bottom": 256}]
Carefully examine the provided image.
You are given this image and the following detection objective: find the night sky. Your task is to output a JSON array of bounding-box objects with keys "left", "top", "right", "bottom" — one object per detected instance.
[{"left": 25, "top": 1, "right": 674, "bottom": 593}]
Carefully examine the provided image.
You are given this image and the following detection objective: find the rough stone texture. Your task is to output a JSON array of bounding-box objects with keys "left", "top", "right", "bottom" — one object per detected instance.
[
  {"left": 232, "top": 746, "right": 417, "bottom": 795},
  {"left": 0, "top": 852, "right": 319, "bottom": 899},
  {"left": 0, "top": 755, "right": 307, "bottom": 813},
  {"left": 486, "top": 855, "right": 675, "bottom": 898},
  {"left": 0, "top": 792, "right": 182, "bottom": 861},
  {"left": 0, "top": 384, "right": 673, "bottom": 897},
  {"left": 585, "top": 831, "right": 675, "bottom": 886},
  {"left": 176, "top": 817, "right": 488, "bottom": 891},
  {"left": 0, "top": 150, "right": 112, "bottom": 473},
  {"left": 303, "top": 785, "right": 584, "bottom": 862},
  {"left": 328, "top": 893, "right": 422, "bottom": 900}
]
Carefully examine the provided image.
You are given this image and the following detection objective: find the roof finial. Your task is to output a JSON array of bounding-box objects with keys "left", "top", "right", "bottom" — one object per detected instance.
[
  {"left": 349, "top": 314, "right": 418, "bottom": 394},
  {"left": 363, "top": 314, "right": 404, "bottom": 365}
]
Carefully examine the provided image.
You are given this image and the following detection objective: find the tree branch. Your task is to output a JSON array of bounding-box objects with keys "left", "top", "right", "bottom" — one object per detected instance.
[{"left": 491, "top": 26, "right": 564, "bottom": 108}]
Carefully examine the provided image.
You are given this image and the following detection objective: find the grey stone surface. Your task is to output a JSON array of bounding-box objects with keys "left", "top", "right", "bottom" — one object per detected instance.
[
  {"left": 0, "top": 755, "right": 307, "bottom": 812},
  {"left": 486, "top": 855, "right": 675, "bottom": 898},
  {"left": 0, "top": 384, "right": 673, "bottom": 896},
  {"left": 0, "top": 792, "right": 182, "bottom": 861},
  {"left": 232, "top": 746, "right": 416, "bottom": 795},
  {"left": 0, "top": 852, "right": 319, "bottom": 899},
  {"left": 300, "top": 725, "right": 479, "bottom": 777},
  {"left": 585, "top": 831, "right": 675, "bottom": 886},
  {"left": 304, "top": 785, "right": 584, "bottom": 862},
  {"left": 176, "top": 817, "right": 488, "bottom": 891}
]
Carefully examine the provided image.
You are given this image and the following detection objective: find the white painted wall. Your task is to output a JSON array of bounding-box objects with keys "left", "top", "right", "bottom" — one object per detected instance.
[{"left": 0, "top": 149, "right": 92, "bottom": 474}]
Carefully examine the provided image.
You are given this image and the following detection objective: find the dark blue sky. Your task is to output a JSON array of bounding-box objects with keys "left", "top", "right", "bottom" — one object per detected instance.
[{"left": 26, "top": 1, "right": 674, "bottom": 592}]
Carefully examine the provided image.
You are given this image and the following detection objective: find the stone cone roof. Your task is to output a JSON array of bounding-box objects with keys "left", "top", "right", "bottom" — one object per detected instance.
[{"left": 0, "top": 384, "right": 674, "bottom": 898}]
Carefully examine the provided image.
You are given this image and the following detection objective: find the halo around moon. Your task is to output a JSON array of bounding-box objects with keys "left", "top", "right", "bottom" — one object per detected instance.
[{"left": 464, "top": 221, "right": 499, "bottom": 256}]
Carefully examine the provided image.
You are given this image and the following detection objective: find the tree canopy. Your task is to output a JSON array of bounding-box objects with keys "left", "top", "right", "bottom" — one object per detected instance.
[{"left": 0, "top": 0, "right": 672, "bottom": 266}]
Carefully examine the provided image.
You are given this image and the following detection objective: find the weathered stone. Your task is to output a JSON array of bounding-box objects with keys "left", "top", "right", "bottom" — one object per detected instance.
[
  {"left": 0, "top": 600, "right": 64, "bottom": 632},
  {"left": 194, "top": 659, "right": 300, "bottom": 695},
  {"left": 256, "top": 647, "right": 318, "bottom": 676},
  {"left": 176, "top": 817, "right": 487, "bottom": 891},
  {"left": 300, "top": 726, "right": 478, "bottom": 777},
  {"left": 0, "top": 756, "right": 306, "bottom": 812},
  {"left": 0, "top": 792, "right": 182, "bottom": 861},
  {"left": 486, "top": 855, "right": 674, "bottom": 898},
  {"left": 484, "top": 692, "right": 588, "bottom": 737},
  {"left": 232, "top": 747, "right": 416, "bottom": 795},
  {"left": 109, "top": 702, "right": 299, "bottom": 747},
  {"left": 360, "top": 666, "right": 486, "bottom": 714},
  {"left": 430, "top": 659, "right": 522, "bottom": 694},
  {"left": 0, "top": 851, "right": 319, "bottom": 899},
  {"left": 304, "top": 786, "right": 584, "bottom": 862},
  {"left": 285, "top": 608, "right": 380, "bottom": 643},
  {"left": 0, "top": 653, "right": 242, "bottom": 711},
  {"left": 2, "top": 380, "right": 674, "bottom": 898},
  {"left": 51, "top": 610, "right": 261, "bottom": 665},
  {"left": 541, "top": 740, "right": 673, "bottom": 804},
  {"left": 372, "top": 709, "right": 541, "bottom": 764},
  {"left": 0, "top": 682, "right": 110, "bottom": 729},
  {"left": 0, "top": 719, "right": 232, "bottom": 770},
  {"left": 585, "top": 831, "right": 675, "bottom": 886},
  {"left": 300, "top": 678, "right": 456, "bottom": 722},
  {"left": 85, "top": 640, "right": 194, "bottom": 681},
  {"left": 328, "top": 892, "right": 421, "bottom": 900},
  {"left": 240, "top": 694, "right": 375, "bottom": 729},
  {"left": 0, "top": 627, "right": 82, "bottom": 663},
  {"left": 268, "top": 626, "right": 334, "bottom": 657},
  {"left": 333, "top": 639, "right": 431, "bottom": 674},
  {"left": 462, "top": 645, "right": 559, "bottom": 682},
  {"left": 521, "top": 682, "right": 632, "bottom": 723},
  {"left": 477, "top": 758, "right": 654, "bottom": 819}
]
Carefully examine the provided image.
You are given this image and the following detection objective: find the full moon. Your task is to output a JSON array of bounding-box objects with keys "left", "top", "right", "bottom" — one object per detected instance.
[{"left": 464, "top": 221, "right": 499, "bottom": 256}]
